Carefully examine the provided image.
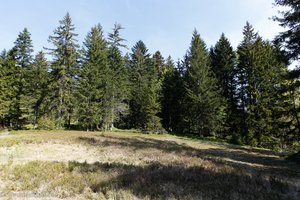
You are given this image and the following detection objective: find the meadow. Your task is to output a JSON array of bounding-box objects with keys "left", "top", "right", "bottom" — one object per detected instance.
[{"left": 0, "top": 130, "right": 299, "bottom": 200}]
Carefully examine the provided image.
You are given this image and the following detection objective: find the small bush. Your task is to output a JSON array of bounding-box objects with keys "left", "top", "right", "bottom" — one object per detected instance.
[
  {"left": 260, "top": 136, "right": 281, "bottom": 150},
  {"left": 228, "top": 133, "right": 243, "bottom": 145},
  {"left": 37, "top": 117, "right": 56, "bottom": 130},
  {"left": 22, "top": 124, "right": 35, "bottom": 130}
]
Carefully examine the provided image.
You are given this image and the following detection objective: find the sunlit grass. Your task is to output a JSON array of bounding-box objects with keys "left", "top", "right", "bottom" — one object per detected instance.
[{"left": 0, "top": 130, "right": 299, "bottom": 199}]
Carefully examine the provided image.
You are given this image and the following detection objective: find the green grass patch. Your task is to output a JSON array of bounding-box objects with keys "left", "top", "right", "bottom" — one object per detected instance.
[
  {"left": 0, "top": 130, "right": 299, "bottom": 199},
  {"left": 0, "top": 136, "right": 44, "bottom": 147},
  {"left": 3, "top": 161, "right": 66, "bottom": 190},
  {"left": 1, "top": 160, "right": 293, "bottom": 200}
]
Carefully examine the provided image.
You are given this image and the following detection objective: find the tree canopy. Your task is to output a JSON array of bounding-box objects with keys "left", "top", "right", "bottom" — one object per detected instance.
[{"left": 0, "top": 11, "right": 299, "bottom": 152}]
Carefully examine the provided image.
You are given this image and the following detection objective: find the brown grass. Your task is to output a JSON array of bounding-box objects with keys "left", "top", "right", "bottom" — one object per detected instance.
[{"left": 0, "top": 130, "right": 299, "bottom": 199}]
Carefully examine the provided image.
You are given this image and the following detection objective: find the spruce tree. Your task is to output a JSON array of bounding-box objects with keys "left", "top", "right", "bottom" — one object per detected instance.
[
  {"left": 46, "top": 13, "right": 79, "bottom": 128},
  {"left": 184, "top": 30, "right": 225, "bottom": 136},
  {"left": 14, "top": 28, "right": 33, "bottom": 68},
  {"left": 10, "top": 28, "right": 34, "bottom": 128},
  {"left": 236, "top": 22, "right": 258, "bottom": 141},
  {"left": 274, "top": 0, "right": 300, "bottom": 149},
  {"left": 0, "top": 49, "right": 20, "bottom": 128},
  {"left": 0, "top": 50, "right": 14, "bottom": 127},
  {"left": 28, "top": 52, "right": 50, "bottom": 129},
  {"left": 210, "top": 33, "right": 237, "bottom": 137},
  {"left": 0, "top": 50, "right": 6, "bottom": 127},
  {"left": 274, "top": 0, "right": 300, "bottom": 61},
  {"left": 277, "top": 76, "right": 300, "bottom": 145},
  {"left": 152, "top": 51, "right": 166, "bottom": 79},
  {"left": 247, "top": 38, "right": 286, "bottom": 147},
  {"left": 77, "top": 24, "right": 110, "bottom": 131},
  {"left": 107, "top": 23, "right": 129, "bottom": 130},
  {"left": 237, "top": 22, "right": 288, "bottom": 147},
  {"left": 210, "top": 33, "right": 236, "bottom": 106},
  {"left": 129, "top": 41, "right": 162, "bottom": 132},
  {"left": 161, "top": 56, "right": 185, "bottom": 132}
]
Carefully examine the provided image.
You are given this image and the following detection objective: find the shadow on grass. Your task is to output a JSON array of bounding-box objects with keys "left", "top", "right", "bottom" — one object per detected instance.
[
  {"left": 78, "top": 135, "right": 299, "bottom": 173},
  {"left": 68, "top": 160, "right": 296, "bottom": 200},
  {"left": 77, "top": 135, "right": 300, "bottom": 199}
]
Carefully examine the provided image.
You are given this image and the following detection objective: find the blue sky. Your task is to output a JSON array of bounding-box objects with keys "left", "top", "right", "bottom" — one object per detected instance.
[{"left": 0, "top": 0, "right": 284, "bottom": 61}]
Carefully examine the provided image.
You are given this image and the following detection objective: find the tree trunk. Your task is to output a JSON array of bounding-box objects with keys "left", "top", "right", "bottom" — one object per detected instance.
[{"left": 33, "top": 108, "right": 37, "bottom": 130}]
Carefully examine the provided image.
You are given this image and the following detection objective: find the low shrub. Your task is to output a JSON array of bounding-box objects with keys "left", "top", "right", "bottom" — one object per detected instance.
[
  {"left": 228, "top": 133, "right": 243, "bottom": 145},
  {"left": 37, "top": 117, "right": 56, "bottom": 130}
]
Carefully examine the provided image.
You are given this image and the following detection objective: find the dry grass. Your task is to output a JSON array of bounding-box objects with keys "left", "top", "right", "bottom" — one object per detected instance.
[{"left": 0, "top": 130, "right": 299, "bottom": 200}]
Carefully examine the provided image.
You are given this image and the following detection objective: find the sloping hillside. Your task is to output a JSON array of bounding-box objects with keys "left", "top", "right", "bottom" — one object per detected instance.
[{"left": 0, "top": 130, "right": 299, "bottom": 200}]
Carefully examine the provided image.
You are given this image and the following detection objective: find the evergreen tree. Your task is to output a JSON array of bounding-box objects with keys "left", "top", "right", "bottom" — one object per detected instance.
[
  {"left": 28, "top": 52, "right": 50, "bottom": 129},
  {"left": 152, "top": 51, "right": 166, "bottom": 79},
  {"left": 77, "top": 24, "right": 110, "bottom": 131},
  {"left": 9, "top": 28, "right": 34, "bottom": 128},
  {"left": 210, "top": 33, "right": 236, "bottom": 106},
  {"left": 273, "top": 0, "right": 300, "bottom": 61},
  {"left": 129, "top": 41, "right": 162, "bottom": 132},
  {"left": 210, "top": 33, "right": 237, "bottom": 137},
  {"left": 247, "top": 38, "right": 287, "bottom": 147},
  {"left": 14, "top": 28, "right": 34, "bottom": 68},
  {"left": 277, "top": 76, "right": 300, "bottom": 145},
  {"left": 46, "top": 13, "right": 79, "bottom": 128},
  {"left": 183, "top": 30, "right": 226, "bottom": 136},
  {"left": 161, "top": 56, "right": 185, "bottom": 132},
  {"left": 237, "top": 22, "right": 288, "bottom": 147},
  {"left": 0, "top": 50, "right": 13, "bottom": 127},
  {"left": 274, "top": 0, "right": 300, "bottom": 149},
  {"left": 0, "top": 49, "right": 20, "bottom": 128},
  {"left": 107, "top": 23, "right": 129, "bottom": 130},
  {"left": 236, "top": 22, "right": 258, "bottom": 141},
  {"left": 0, "top": 50, "right": 6, "bottom": 126},
  {"left": 274, "top": 41, "right": 300, "bottom": 147}
]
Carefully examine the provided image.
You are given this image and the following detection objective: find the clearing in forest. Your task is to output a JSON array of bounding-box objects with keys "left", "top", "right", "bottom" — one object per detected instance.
[{"left": 0, "top": 130, "right": 299, "bottom": 200}]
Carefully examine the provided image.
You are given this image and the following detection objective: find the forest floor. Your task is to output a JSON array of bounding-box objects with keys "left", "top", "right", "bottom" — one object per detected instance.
[{"left": 0, "top": 130, "right": 299, "bottom": 200}]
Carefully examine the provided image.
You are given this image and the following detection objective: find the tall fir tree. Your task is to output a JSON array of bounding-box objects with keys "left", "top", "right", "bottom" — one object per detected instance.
[
  {"left": 161, "top": 56, "right": 185, "bottom": 132},
  {"left": 107, "top": 23, "right": 129, "bottom": 130},
  {"left": 0, "top": 50, "right": 15, "bottom": 127},
  {"left": 14, "top": 28, "right": 34, "bottom": 68},
  {"left": 247, "top": 38, "right": 287, "bottom": 147},
  {"left": 274, "top": 0, "right": 300, "bottom": 149},
  {"left": 0, "top": 48, "right": 20, "bottom": 128},
  {"left": 236, "top": 22, "right": 258, "bottom": 141},
  {"left": 129, "top": 41, "right": 162, "bottom": 132},
  {"left": 237, "top": 22, "right": 288, "bottom": 147},
  {"left": 152, "top": 51, "right": 166, "bottom": 79},
  {"left": 0, "top": 50, "right": 7, "bottom": 127},
  {"left": 46, "top": 13, "right": 79, "bottom": 128},
  {"left": 183, "top": 30, "right": 226, "bottom": 136},
  {"left": 210, "top": 33, "right": 236, "bottom": 107},
  {"left": 273, "top": 0, "right": 300, "bottom": 61},
  {"left": 27, "top": 52, "right": 50, "bottom": 129},
  {"left": 11, "top": 28, "right": 34, "bottom": 128},
  {"left": 277, "top": 76, "right": 300, "bottom": 145},
  {"left": 77, "top": 24, "right": 110, "bottom": 131},
  {"left": 210, "top": 33, "right": 237, "bottom": 137}
]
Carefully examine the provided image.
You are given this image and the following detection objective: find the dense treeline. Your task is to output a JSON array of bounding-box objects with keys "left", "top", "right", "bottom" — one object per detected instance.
[{"left": 0, "top": 0, "right": 299, "bottom": 150}]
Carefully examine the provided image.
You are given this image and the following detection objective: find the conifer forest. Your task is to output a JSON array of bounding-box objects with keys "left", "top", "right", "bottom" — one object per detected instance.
[{"left": 0, "top": 0, "right": 299, "bottom": 152}]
